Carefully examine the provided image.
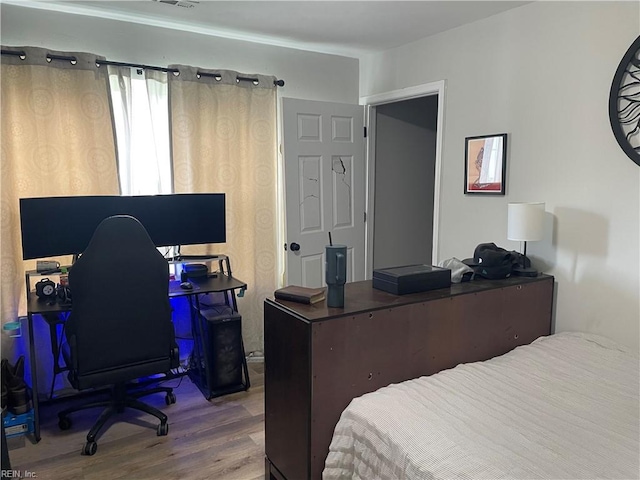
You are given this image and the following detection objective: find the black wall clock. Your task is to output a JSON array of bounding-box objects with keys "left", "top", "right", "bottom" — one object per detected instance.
[{"left": 609, "top": 35, "right": 640, "bottom": 166}]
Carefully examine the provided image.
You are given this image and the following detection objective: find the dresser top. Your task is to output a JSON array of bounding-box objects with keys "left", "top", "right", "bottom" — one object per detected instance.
[{"left": 266, "top": 274, "right": 553, "bottom": 322}]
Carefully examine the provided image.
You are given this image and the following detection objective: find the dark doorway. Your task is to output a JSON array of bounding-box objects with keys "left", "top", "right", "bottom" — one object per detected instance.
[{"left": 373, "top": 95, "right": 438, "bottom": 269}]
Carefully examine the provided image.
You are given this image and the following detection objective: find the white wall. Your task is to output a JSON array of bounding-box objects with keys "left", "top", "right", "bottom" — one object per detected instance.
[
  {"left": 0, "top": 4, "right": 360, "bottom": 104},
  {"left": 361, "top": 1, "right": 640, "bottom": 349}
]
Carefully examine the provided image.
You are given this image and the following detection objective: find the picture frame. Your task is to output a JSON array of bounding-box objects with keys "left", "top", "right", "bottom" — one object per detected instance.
[{"left": 464, "top": 133, "right": 507, "bottom": 195}]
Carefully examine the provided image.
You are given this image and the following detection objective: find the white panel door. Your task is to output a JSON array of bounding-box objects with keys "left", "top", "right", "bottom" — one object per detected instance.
[{"left": 283, "top": 98, "right": 365, "bottom": 287}]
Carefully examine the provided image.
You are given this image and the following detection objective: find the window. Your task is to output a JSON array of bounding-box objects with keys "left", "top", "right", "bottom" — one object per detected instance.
[{"left": 109, "top": 67, "right": 171, "bottom": 196}]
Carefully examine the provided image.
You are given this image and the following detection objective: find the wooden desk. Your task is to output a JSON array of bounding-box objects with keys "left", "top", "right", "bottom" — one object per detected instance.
[{"left": 264, "top": 275, "right": 554, "bottom": 480}]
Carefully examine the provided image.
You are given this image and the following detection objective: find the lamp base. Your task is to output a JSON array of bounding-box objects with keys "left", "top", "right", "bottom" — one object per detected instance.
[{"left": 513, "top": 265, "right": 538, "bottom": 277}]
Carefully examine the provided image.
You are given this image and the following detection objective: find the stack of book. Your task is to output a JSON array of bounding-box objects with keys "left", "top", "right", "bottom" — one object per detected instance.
[{"left": 274, "top": 285, "right": 326, "bottom": 305}]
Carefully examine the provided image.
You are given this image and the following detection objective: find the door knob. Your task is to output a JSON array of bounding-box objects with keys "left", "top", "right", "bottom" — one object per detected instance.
[{"left": 289, "top": 242, "right": 301, "bottom": 252}]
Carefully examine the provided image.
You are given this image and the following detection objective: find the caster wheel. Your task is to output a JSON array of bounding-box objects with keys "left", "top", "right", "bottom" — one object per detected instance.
[
  {"left": 157, "top": 422, "right": 169, "bottom": 436},
  {"left": 165, "top": 392, "right": 176, "bottom": 405},
  {"left": 83, "top": 441, "right": 97, "bottom": 456},
  {"left": 58, "top": 417, "right": 72, "bottom": 431}
]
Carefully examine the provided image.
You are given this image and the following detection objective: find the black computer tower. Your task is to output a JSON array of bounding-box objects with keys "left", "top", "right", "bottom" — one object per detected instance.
[{"left": 188, "top": 304, "right": 249, "bottom": 399}]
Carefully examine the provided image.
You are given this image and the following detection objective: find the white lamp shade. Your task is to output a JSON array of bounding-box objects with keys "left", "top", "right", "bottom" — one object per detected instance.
[{"left": 507, "top": 202, "right": 545, "bottom": 242}]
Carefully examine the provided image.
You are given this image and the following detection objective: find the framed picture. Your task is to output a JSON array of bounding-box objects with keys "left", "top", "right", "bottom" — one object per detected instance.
[{"left": 464, "top": 133, "right": 507, "bottom": 195}]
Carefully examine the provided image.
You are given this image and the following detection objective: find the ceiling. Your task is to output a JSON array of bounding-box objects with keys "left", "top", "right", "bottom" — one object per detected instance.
[{"left": 6, "top": 0, "right": 530, "bottom": 58}]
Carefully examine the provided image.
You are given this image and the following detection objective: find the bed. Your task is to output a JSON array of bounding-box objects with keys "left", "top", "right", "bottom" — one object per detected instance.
[{"left": 324, "top": 332, "right": 639, "bottom": 479}]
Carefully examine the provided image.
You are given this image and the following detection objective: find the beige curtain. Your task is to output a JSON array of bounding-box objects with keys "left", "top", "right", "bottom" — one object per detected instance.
[
  {"left": 1, "top": 47, "right": 119, "bottom": 357},
  {"left": 169, "top": 66, "right": 277, "bottom": 354}
]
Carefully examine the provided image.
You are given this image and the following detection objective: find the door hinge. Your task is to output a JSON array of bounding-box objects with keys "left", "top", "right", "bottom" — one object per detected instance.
[
  {"left": 364, "top": 211, "right": 367, "bottom": 223},
  {"left": 364, "top": 126, "right": 367, "bottom": 138}
]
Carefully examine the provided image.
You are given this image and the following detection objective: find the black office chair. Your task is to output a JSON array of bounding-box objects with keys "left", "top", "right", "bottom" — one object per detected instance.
[{"left": 58, "top": 215, "right": 179, "bottom": 456}]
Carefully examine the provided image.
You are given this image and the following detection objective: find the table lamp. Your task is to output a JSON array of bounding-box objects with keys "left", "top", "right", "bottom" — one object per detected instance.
[{"left": 507, "top": 202, "right": 545, "bottom": 277}]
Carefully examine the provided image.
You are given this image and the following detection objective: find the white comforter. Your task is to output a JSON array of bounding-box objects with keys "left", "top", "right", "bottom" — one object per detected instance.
[{"left": 324, "top": 332, "right": 639, "bottom": 480}]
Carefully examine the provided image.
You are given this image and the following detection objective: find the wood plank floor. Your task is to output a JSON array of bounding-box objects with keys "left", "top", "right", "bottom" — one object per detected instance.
[{"left": 8, "top": 362, "right": 265, "bottom": 480}]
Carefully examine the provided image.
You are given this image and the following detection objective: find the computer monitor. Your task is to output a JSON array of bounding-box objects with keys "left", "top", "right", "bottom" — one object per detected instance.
[{"left": 19, "top": 193, "right": 226, "bottom": 260}]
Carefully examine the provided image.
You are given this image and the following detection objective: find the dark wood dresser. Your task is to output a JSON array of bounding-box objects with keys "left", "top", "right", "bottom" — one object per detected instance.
[{"left": 264, "top": 275, "right": 554, "bottom": 480}]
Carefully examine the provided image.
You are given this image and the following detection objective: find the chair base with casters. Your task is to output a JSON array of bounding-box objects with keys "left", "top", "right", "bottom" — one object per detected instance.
[{"left": 57, "top": 382, "right": 177, "bottom": 456}]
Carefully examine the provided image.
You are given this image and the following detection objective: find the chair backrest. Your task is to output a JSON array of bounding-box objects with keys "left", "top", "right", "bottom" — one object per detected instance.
[{"left": 66, "top": 215, "right": 174, "bottom": 378}]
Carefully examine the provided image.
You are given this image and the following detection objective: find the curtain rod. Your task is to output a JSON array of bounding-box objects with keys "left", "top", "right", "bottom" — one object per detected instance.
[{"left": 0, "top": 49, "right": 285, "bottom": 87}]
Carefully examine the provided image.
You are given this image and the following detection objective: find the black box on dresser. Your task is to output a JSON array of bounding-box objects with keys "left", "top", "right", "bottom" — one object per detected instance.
[{"left": 373, "top": 264, "right": 451, "bottom": 295}]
